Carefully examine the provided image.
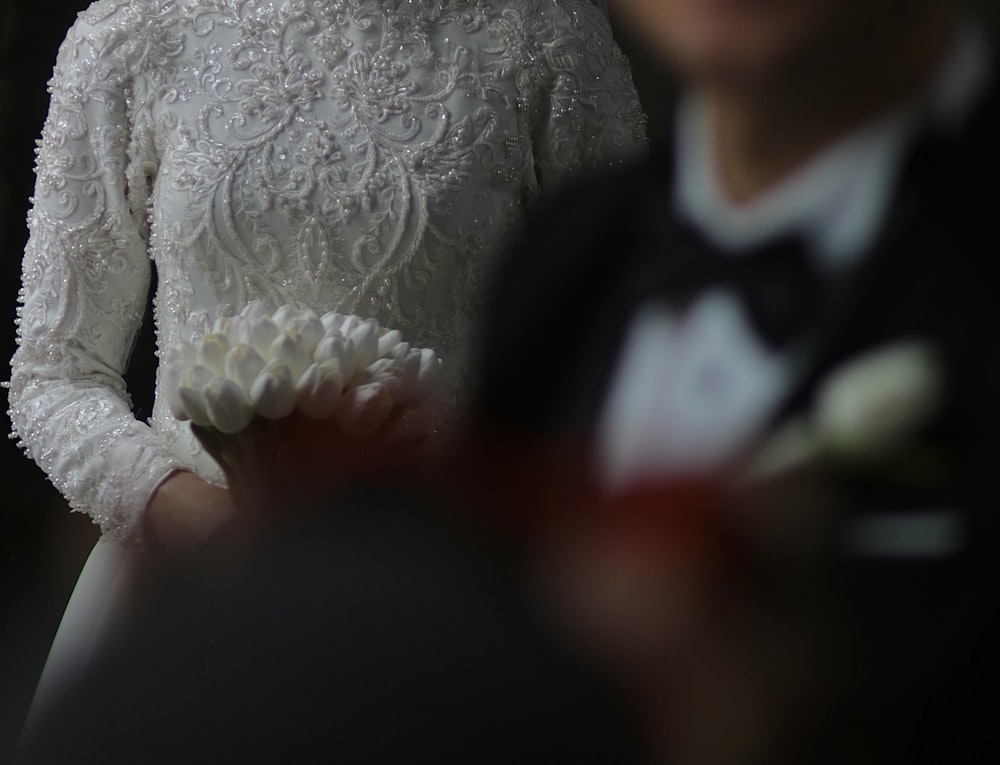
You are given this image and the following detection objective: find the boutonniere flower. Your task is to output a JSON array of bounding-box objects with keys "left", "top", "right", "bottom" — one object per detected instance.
[
  {"left": 742, "top": 340, "right": 944, "bottom": 482},
  {"left": 162, "top": 301, "right": 444, "bottom": 512},
  {"left": 814, "top": 341, "right": 943, "bottom": 460}
]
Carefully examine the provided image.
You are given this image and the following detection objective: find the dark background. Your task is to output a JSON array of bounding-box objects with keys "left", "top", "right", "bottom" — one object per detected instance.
[
  {"left": 2, "top": 1, "right": 999, "bottom": 761},
  {"left": 1, "top": 4, "right": 108, "bottom": 758}
]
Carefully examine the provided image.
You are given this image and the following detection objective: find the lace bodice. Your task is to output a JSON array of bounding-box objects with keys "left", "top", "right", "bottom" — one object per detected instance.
[{"left": 8, "top": 0, "right": 645, "bottom": 541}]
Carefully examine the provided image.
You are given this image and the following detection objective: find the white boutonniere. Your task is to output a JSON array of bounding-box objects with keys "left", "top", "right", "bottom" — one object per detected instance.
[{"left": 742, "top": 341, "right": 945, "bottom": 483}]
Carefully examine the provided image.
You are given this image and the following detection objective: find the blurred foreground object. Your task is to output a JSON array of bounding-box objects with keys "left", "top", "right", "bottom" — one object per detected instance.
[
  {"left": 17, "top": 483, "right": 640, "bottom": 765},
  {"left": 461, "top": 426, "right": 846, "bottom": 765},
  {"left": 475, "top": 1, "right": 1000, "bottom": 762}
]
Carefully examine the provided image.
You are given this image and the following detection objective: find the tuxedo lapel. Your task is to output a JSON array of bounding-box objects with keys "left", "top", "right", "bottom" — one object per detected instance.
[{"left": 765, "top": 71, "right": 1000, "bottom": 433}]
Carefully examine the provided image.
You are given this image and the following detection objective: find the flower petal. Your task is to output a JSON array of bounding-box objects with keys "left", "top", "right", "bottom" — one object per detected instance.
[
  {"left": 178, "top": 386, "right": 211, "bottom": 427},
  {"left": 268, "top": 332, "right": 311, "bottom": 381},
  {"left": 314, "top": 335, "right": 357, "bottom": 379},
  {"left": 224, "top": 315, "right": 250, "bottom": 346},
  {"left": 313, "top": 336, "right": 342, "bottom": 365},
  {"left": 376, "top": 329, "right": 404, "bottom": 358},
  {"left": 335, "top": 382, "right": 394, "bottom": 437},
  {"left": 198, "top": 333, "right": 231, "bottom": 375},
  {"left": 224, "top": 345, "right": 266, "bottom": 394},
  {"left": 241, "top": 300, "right": 272, "bottom": 323},
  {"left": 203, "top": 377, "right": 254, "bottom": 434},
  {"left": 338, "top": 315, "right": 365, "bottom": 336},
  {"left": 248, "top": 318, "right": 280, "bottom": 358},
  {"left": 296, "top": 361, "right": 345, "bottom": 419},
  {"left": 249, "top": 361, "right": 297, "bottom": 420},
  {"left": 321, "top": 311, "right": 346, "bottom": 335},
  {"left": 360, "top": 357, "right": 400, "bottom": 393},
  {"left": 272, "top": 304, "right": 301, "bottom": 329},
  {"left": 286, "top": 315, "right": 325, "bottom": 356},
  {"left": 347, "top": 318, "right": 380, "bottom": 371},
  {"left": 180, "top": 365, "right": 214, "bottom": 390}
]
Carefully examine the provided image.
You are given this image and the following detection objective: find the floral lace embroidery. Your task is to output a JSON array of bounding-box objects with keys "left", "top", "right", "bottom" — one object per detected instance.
[{"left": 8, "top": 0, "right": 646, "bottom": 541}]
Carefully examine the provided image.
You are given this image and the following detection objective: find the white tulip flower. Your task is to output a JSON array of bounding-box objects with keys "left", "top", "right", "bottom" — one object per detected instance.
[
  {"left": 347, "top": 318, "right": 380, "bottom": 370},
  {"left": 313, "top": 335, "right": 355, "bottom": 376},
  {"left": 250, "top": 360, "right": 297, "bottom": 420},
  {"left": 296, "top": 361, "right": 345, "bottom": 419},
  {"left": 227, "top": 315, "right": 252, "bottom": 345},
  {"left": 170, "top": 365, "right": 214, "bottom": 425},
  {"left": 198, "top": 333, "right": 231, "bottom": 375},
  {"left": 338, "top": 315, "right": 364, "bottom": 336},
  {"left": 181, "top": 365, "right": 214, "bottom": 392},
  {"left": 203, "top": 377, "right": 254, "bottom": 433},
  {"left": 320, "top": 310, "right": 346, "bottom": 334},
  {"left": 286, "top": 314, "right": 325, "bottom": 355},
  {"left": 249, "top": 317, "right": 280, "bottom": 358},
  {"left": 224, "top": 345, "right": 267, "bottom": 394},
  {"left": 415, "top": 348, "right": 444, "bottom": 397},
  {"left": 271, "top": 304, "right": 301, "bottom": 328},
  {"left": 387, "top": 341, "right": 410, "bottom": 361},
  {"left": 335, "top": 382, "right": 394, "bottom": 437},
  {"left": 361, "top": 357, "right": 403, "bottom": 396},
  {"left": 267, "top": 331, "right": 311, "bottom": 381},
  {"left": 241, "top": 300, "right": 271, "bottom": 323},
  {"left": 362, "top": 356, "right": 399, "bottom": 381},
  {"left": 377, "top": 329, "right": 403, "bottom": 357},
  {"left": 178, "top": 386, "right": 211, "bottom": 427}
]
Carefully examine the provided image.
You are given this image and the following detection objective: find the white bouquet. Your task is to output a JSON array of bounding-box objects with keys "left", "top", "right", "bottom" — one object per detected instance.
[{"left": 162, "top": 301, "right": 444, "bottom": 512}]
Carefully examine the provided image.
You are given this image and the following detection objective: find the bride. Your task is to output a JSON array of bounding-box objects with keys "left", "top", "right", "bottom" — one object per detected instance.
[{"left": 8, "top": 0, "right": 644, "bottom": 732}]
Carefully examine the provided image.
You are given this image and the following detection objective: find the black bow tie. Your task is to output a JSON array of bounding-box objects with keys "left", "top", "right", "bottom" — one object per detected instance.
[{"left": 637, "top": 220, "right": 827, "bottom": 348}]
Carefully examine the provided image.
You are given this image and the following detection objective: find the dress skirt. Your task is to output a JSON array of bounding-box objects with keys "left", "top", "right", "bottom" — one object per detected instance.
[{"left": 21, "top": 537, "right": 145, "bottom": 745}]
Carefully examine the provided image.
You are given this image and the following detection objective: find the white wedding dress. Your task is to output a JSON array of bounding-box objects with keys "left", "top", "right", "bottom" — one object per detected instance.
[{"left": 7, "top": 0, "right": 644, "bottom": 727}]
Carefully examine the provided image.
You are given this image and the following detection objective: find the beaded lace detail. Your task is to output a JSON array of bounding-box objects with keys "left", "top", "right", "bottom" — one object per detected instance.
[{"left": 7, "top": 0, "right": 645, "bottom": 541}]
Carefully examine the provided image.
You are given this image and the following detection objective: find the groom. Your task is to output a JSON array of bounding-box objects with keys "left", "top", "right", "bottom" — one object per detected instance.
[{"left": 475, "top": 0, "right": 1000, "bottom": 762}]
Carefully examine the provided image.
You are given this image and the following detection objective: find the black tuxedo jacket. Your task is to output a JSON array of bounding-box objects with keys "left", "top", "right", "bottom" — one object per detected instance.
[{"left": 475, "top": 73, "right": 1000, "bottom": 763}]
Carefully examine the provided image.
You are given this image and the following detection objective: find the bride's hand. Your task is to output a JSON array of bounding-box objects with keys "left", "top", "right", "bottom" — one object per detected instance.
[{"left": 143, "top": 471, "right": 237, "bottom": 558}]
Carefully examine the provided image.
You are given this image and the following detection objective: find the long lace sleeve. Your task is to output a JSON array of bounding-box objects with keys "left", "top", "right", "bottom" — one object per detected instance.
[
  {"left": 7, "top": 14, "right": 182, "bottom": 542},
  {"left": 529, "top": 0, "right": 647, "bottom": 187}
]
